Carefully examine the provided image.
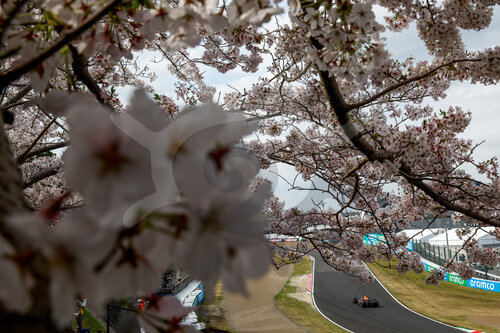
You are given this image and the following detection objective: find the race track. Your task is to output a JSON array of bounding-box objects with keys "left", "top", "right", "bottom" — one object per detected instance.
[{"left": 312, "top": 254, "right": 462, "bottom": 333}]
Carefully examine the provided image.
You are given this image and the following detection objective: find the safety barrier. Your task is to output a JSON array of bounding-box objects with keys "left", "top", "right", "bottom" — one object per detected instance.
[
  {"left": 193, "top": 286, "right": 204, "bottom": 306},
  {"left": 363, "top": 233, "right": 500, "bottom": 293},
  {"left": 422, "top": 259, "right": 500, "bottom": 292},
  {"left": 414, "top": 241, "right": 500, "bottom": 281},
  {"left": 178, "top": 281, "right": 205, "bottom": 306}
]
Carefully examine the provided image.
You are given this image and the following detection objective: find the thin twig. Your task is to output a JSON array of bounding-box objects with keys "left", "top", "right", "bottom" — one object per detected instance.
[
  {"left": 17, "top": 117, "right": 58, "bottom": 164},
  {"left": 17, "top": 140, "right": 69, "bottom": 164}
]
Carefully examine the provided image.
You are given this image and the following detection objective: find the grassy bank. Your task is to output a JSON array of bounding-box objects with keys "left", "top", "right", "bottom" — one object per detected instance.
[
  {"left": 71, "top": 308, "right": 105, "bottom": 333},
  {"left": 275, "top": 257, "right": 348, "bottom": 333},
  {"left": 197, "top": 281, "right": 234, "bottom": 333},
  {"left": 366, "top": 260, "right": 500, "bottom": 333}
]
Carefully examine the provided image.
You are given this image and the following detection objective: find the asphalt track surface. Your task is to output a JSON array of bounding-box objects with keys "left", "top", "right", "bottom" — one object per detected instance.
[{"left": 312, "top": 254, "right": 462, "bottom": 333}]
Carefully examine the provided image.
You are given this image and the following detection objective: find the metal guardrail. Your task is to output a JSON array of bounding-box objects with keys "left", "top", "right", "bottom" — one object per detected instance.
[
  {"left": 413, "top": 240, "right": 500, "bottom": 282},
  {"left": 421, "top": 258, "right": 500, "bottom": 292}
]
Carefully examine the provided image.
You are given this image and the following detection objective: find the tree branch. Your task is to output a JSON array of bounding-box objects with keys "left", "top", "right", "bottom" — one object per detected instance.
[
  {"left": 69, "top": 45, "right": 113, "bottom": 109},
  {"left": 346, "top": 58, "right": 481, "bottom": 111},
  {"left": 316, "top": 65, "right": 391, "bottom": 162},
  {"left": 16, "top": 118, "right": 57, "bottom": 164},
  {"left": 23, "top": 165, "right": 63, "bottom": 188},
  {"left": 17, "top": 141, "right": 70, "bottom": 164},
  {"left": 398, "top": 165, "right": 499, "bottom": 227},
  {"left": 335, "top": 174, "right": 360, "bottom": 218},
  {"left": 0, "top": 0, "right": 28, "bottom": 48},
  {"left": 0, "top": 84, "right": 32, "bottom": 112},
  {"left": 310, "top": 37, "right": 500, "bottom": 228},
  {"left": 342, "top": 157, "right": 368, "bottom": 180},
  {"left": 0, "top": 84, "right": 32, "bottom": 124},
  {"left": 0, "top": 0, "right": 126, "bottom": 90}
]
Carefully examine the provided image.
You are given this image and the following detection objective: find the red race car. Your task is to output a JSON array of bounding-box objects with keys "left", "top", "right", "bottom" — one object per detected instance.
[{"left": 352, "top": 296, "right": 379, "bottom": 308}]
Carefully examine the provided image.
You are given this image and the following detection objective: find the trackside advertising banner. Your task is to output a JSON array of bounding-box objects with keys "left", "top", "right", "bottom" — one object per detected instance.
[
  {"left": 365, "top": 234, "right": 499, "bottom": 292},
  {"left": 467, "top": 278, "right": 499, "bottom": 292},
  {"left": 363, "top": 234, "right": 413, "bottom": 251},
  {"left": 445, "top": 273, "right": 466, "bottom": 286},
  {"left": 423, "top": 262, "right": 500, "bottom": 292}
]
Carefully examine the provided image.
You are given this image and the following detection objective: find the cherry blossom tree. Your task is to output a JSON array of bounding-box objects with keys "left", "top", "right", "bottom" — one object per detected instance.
[{"left": 0, "top": 0, "right": 499, "bottom": 331}]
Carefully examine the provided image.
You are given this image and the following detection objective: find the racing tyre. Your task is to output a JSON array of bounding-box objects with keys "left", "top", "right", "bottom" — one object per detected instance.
[
  {"left": 352, "top": 297, "right": 358, "bottom": 304},
  {"left": 373, "top": 301, "right": 379, "bottom": 307}
]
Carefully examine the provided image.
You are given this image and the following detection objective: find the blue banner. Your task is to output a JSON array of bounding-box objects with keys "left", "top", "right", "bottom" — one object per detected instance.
[
  {"left": 467, "top": 278, "right": 500, "bottom": 292},
  {"left": 424, "top": 263, "right": 438, "bottom": 273},
  {"left": 363, "top": 233, "right": 385, "bottom": 246},
  {"left": 363, "top": 234, "right": 413, "bottom": 251},
  {"left": 423, "top": 262, "right": 499, "bottom": 292}
]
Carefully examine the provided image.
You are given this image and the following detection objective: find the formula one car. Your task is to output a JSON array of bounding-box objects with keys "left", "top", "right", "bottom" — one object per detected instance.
[{"left": 352, "top": 296, "right": 379, "bottom": 308}]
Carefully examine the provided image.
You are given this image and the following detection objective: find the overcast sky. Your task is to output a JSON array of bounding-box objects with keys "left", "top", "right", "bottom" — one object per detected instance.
[
  {"left": 122, "top": 5, "right": 500, "bottom": 209},
  {"left": 377, "top": 6, "right": 500, "bottom": 165}
]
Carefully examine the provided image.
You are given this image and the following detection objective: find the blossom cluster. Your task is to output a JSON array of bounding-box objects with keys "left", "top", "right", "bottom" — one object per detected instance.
[
  {"left": 289, "top": 0, "right": 388, "bottom": 82},
  {"left": 2, "top": 90, "right": 271, "bottom": 329}
]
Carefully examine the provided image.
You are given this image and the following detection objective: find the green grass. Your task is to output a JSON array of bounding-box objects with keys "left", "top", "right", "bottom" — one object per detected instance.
[
  {"left": 275, "top": 257, "right": 348, "bottom": 333},
  {"left": 72, "top": 308, "right": 105, "bottom": 333},
  {"left": 366, "top": 260, "right": 500, "bottom": 333},
  {"left": 292, "top": 257, "right": 313, "bottom": 276},
  {"left": 198, "top": 281, "right": 235, "bottom": 333},
  {"left": 200, "top": 291, "right": 223, "bottom": 307}
]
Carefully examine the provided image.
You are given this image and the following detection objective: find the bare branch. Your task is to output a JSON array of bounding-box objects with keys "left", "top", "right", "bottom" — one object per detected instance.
[
  {"left": 16, "top": 117, "right": 57, "bottom": 164},
  {"left": 335, "top": 174, "right": 360, "bottom": 218},
  {"left": 24, "top": 164, "right": 63, "bottom": 188},
  {"left": 17, "top": 140, "right": 69, "bottom": 164},
  {"left": 342, "top": 157, "right": 368, "bottom": 180},
  {"left": 346, "top": 58, "right": 481, "bottom": 111},
  {"left": 0, "top": 84, "right": 32, "bottom": 112},
  {"left": 69, "top": 45, "right": 114, "bottom": 110}
]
